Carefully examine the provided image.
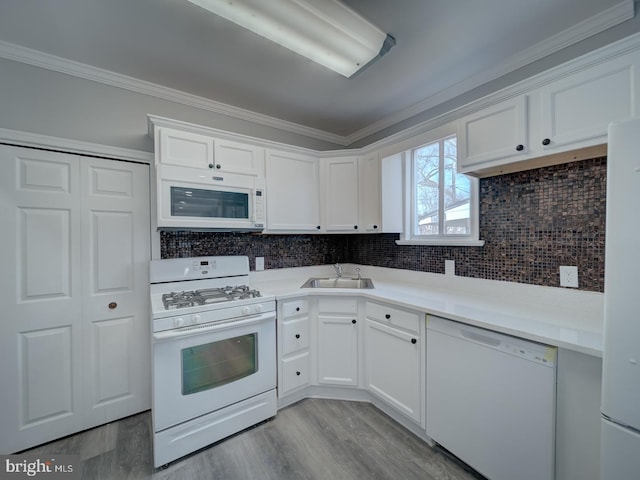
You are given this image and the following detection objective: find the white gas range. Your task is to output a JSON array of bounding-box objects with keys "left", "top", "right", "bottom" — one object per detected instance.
[{"left": 150, "top": 256, "right": 277, "bottom": 468}]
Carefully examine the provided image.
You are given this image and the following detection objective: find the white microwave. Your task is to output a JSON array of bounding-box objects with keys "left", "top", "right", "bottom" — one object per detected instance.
[{"left": 156, "top": 165, "right": 265, "bottom": 231}]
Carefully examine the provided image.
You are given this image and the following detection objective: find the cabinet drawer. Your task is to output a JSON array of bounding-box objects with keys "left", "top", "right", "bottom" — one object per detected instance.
[
  {"left": 281, "top": 352, "right": 310, "bottom": 394},
  {"left": 281, "top": 299, "right": 309, "bottom": 318},
  {"left": 317, "top": 297, "right": 358, "bottom": 314},
  {"left": 366, "top": 302, "right": 421, "bottom": 334},
  {"left": 281, "top": 317, "right": 310, "bottom": 355}
]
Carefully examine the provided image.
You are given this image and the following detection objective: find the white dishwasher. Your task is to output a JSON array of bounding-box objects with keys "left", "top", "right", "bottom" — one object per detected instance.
[{"left": 426, "top": 316, "right": 557, "bottom": 480}]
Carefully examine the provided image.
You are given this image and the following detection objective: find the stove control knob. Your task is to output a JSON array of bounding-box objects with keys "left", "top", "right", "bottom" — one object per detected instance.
[
  {"left": 242, "top": 306, "right": 251, "bottom": 315},
  {"left": 192, "top": 314, "right": 201, "bottom": 325},
  {"left": 174, "top": 317, "right": 185, "bottom": 328},
  {"left": 255, "top": 304, "right": 264, "bottom": 313}
]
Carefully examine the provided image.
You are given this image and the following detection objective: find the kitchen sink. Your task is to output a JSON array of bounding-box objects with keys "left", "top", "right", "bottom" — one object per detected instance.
[{"left": 300, "top": 277, "right": 374, "bottom": 289}]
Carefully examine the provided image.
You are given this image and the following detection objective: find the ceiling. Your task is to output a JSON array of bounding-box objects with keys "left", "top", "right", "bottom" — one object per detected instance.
[{"left": 0, "top": 0, "right": 636, "bottom": 145}]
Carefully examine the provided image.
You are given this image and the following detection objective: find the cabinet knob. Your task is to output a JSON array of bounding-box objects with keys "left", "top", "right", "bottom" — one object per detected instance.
[
  {"left": 354, "top": 225, "right": 358, "bottom": 230},
  {"left": 542, "top": 138, "right": 551, "bottom": 146},
  {"left": 296, "top": 307, "right": 300, "bottom": 312},
  {"left": 296, "top": 371, "right": 301, "bottom": 376},
  {"left": 295, "top": 334, "right": 300, "bottom": 339},
  {"left": 316, "top": 225, "right": 321, "bottom": 230},
  {"left": 215, "top": 163, "right": 222, "bottom": 169},
  {"left": 373, "top": 225, "right": 378, "bottom": 229},
  {"left": 208, "top": 163, "right": 214, "bottom": 169},
  {"left": 108, "top": 302, "right": 117, "bottom": 310},
  {"left": 516, "top": 144, "right": 524, "bottom": 151},
  {"left": 385, "top": 314, "right": 391, "bottom": 319},
  {"left": 411, "top": 338, "right": 417, "bottom": 344},
  {"left": 352, "top": 319, "right": 357, "bottom": 324}
]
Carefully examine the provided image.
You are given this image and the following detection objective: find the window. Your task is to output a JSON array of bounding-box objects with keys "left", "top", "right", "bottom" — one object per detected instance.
[{"left": 398, "top": 132, "right": 483, "bottom": 246}]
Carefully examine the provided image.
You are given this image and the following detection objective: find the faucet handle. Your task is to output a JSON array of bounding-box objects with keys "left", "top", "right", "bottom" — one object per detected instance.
[{"left": 355, "top": 267, "right": 361, "bottom": 279}]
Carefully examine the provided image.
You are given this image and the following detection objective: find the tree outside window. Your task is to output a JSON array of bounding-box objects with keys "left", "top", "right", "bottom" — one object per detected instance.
[{"left": 412, "top": 136, "right": 471, "bottom": 237}]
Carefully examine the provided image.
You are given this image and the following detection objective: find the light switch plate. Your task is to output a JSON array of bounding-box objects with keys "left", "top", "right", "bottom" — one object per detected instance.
[{"left": 255, "top": 257, "right": 265, "bottom": 271}]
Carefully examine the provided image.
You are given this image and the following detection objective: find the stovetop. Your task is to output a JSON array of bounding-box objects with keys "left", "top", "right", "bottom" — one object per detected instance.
[{"left": 161, "top": 285, "right": 262, "bottom": 310}]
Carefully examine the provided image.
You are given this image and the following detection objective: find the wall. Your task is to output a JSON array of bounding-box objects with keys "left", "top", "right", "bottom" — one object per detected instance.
[
  {"left": 162, "top": 156, "right": 606, "bottom": 292},
  {"left": 0, "top": 58, "right": 344, "bottom": 152}
]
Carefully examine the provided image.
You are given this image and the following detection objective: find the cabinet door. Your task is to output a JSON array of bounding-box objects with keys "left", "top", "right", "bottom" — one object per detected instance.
[
  {"left": 323, "top": 156, "right": 359, "bottom": 232},
  {"left": 364, "top": 319, "right": 422, "bottom": 423},
  {"left": 457, "top": 96, "right": 528, "bottom": 171},
  {"left": 540, "top": 52, "right": 638, "bottom": 150},
  {"left": 265, "top": 150, "right": 320, "bottom": 232},
  {"left": 317, "top": 315, "right": 358, "bottom": 386},
  {"left": 281, "top": 316, "right": 310, "bottom": 356},
  {"left": 359, "top": 153, "right": 381, "bottom": 232},
  {"left": 158, "top": 127, "right": 214, "bottom": 170},
  {"left": 281, "top": 352, "right": 311, "bottom": 395},
  {"left": 213, "top": 138, "right": 263, "bottom": 176}
]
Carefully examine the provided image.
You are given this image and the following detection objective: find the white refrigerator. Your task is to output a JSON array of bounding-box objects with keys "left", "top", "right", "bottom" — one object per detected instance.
[{"left": 601, "top": 118, "right": 640, "bottom": 479}]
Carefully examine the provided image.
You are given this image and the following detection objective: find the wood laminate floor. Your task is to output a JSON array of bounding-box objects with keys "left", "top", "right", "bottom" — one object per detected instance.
[{"left": 22, "top": 398, "right": 485, "bottom": 480}]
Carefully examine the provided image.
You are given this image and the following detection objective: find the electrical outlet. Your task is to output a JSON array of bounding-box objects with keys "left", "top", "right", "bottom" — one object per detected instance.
[
  {"left": 255, "top": 257, "right": 265, "bottom": 271},
  {"left": 445, "top": 260, "right": 455, "bottom": 276},
  {"left": 559, "top": 266, "right": 578, "bottom": 288}
]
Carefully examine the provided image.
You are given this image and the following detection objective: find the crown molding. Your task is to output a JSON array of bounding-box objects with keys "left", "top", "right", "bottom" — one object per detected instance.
[
  {"left": 0, "top": 127, "right": 153, "bottom": 163},
  {"left": 345, "top": 0, "right": 635, "bottom": 145},
  {"left": 0, "top": 0, "right": 634, "bottom": 149},
  {"left": 0, "top": 41, "right": 348, "bottom": 147}
]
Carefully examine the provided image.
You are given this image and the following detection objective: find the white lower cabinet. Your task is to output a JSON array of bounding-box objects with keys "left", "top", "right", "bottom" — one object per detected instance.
[
  {"left": 317, "top": 298, "right": 359, "bottom": 386},
  {"left": 281, "top": 352, "right": 311, "bottom": 393},
  {"left": 364, "top": 302, "right": 424, "bottom": 425},
  {"left": 277, "top": 299, "right": 311, "bottom": 396}
]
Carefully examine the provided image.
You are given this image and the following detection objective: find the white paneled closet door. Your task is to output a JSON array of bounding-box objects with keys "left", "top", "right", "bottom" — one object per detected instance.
[
  {"left": 0, "top": 146, "right": 150, "bottom": 453},
  {"left": 80, "top": 157, "right": 150, "bottom": 427}
]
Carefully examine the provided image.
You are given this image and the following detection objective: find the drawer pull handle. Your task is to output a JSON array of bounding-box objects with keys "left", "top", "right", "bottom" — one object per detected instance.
[
  {"left": 411, "top": 338, "right": 417, "bottom": 344},
  {"left": 385, "top": 314, "right": 391, "bottom": 319},
  {"left": 295, "top": 334, "right": 300, "bottom": 339}
]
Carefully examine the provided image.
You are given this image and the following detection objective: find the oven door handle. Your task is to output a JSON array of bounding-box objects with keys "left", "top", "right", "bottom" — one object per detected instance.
[{"left": 153, "top": 312, "right": 276, "bottom": 341}]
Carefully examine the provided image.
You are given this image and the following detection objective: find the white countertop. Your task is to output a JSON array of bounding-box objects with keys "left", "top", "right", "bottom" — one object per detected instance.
[{"left": 250, "top": 264, "right": 604, "bottom": 357}]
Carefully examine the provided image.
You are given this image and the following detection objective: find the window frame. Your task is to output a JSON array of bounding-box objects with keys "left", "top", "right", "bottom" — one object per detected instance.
[{"left": 396, "top": 125, "right": 484, "bottom": 247}]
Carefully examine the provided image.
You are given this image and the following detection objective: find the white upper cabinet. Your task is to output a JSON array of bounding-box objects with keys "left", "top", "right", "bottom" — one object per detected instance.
[
  {"left": 359, "top": 153, "right": 382, "bottom": 232},
  {"left": 158, "top": 127, "right": 214, "bottom": 170},
  {"left": 457, "top": 96, "right": 529, "bottom": 170},
  {"left": 322, "top": 156, "right": 360, "bottom": 232},
  {"left": 213, "top": 138, "right": 263, "bottom": 176},
  {"left": 157, "top": 126, "right": 262, "bottom": 176},
  {"left": 538, "top": 52, "right": 638, "bottom": 151},
  {"left": 321, "top": 153, "right": 382, "bottom": 234},
  {"left": 458, "top": 47, "right": 640, "bottom": 176},
  {"left": 265, "top": 149, "right": 321, "bottom": 232}
]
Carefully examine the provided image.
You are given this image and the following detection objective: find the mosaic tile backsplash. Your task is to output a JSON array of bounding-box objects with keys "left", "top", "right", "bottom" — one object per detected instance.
[{"left": 161, "top": 157, "right": 606, "bottom": 292}]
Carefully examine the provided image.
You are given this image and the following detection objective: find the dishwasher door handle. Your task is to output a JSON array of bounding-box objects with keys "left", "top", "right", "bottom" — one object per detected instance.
[{"left": 460, "top": 328, "right": 502, "bottom": 347}]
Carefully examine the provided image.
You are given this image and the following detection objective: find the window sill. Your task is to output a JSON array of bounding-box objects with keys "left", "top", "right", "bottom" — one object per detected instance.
[{"left": 395, "top": 239, "right": 486, "bottom": 247}]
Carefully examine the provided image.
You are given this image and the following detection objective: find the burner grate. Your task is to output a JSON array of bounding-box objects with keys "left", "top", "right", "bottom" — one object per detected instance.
[{"left": 161, "top": 285, "right": 261, "bottom": 310}]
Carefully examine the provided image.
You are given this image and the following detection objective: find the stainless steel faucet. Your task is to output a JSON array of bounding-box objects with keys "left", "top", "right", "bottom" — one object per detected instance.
[{"left": 333, "top": 263, "right": 342, "bottom": 278}]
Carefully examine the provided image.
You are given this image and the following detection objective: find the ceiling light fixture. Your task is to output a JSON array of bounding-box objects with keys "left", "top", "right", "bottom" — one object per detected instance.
[{"left": 188, "top": 0, "right": 395, "bottom": 78}]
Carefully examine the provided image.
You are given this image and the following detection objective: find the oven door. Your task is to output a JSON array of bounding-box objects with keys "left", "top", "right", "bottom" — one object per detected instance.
[{"left": 152, "top": 312, "right": 276, "bottom": 432}]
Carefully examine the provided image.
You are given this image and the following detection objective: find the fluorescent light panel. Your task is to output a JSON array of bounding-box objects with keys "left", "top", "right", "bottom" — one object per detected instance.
[{"left": 188, "top": 0, "right": 392, "bottom": 77}]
